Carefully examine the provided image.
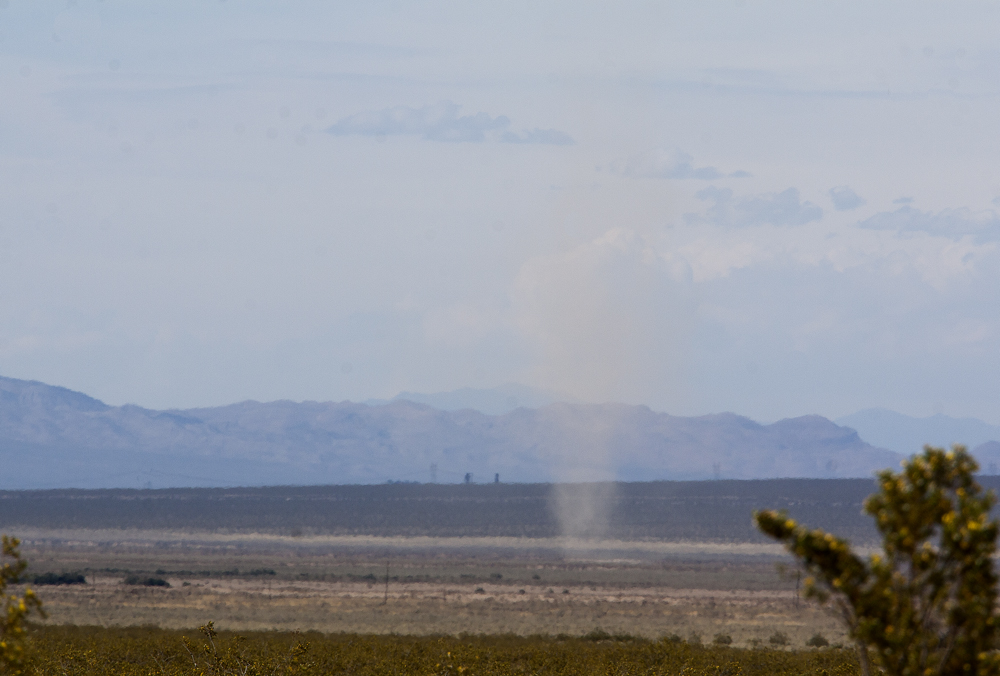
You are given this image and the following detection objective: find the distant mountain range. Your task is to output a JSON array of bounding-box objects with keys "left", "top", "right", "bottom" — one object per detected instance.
[
  {"left": 0, "top": 376, "right": 918, "bottom": 490},
  {"left": 383, "top": 388, "right": 1000, "bottom": 471},
  {"left": 835, "top": 408, "right": 1000, "bottom": 460},
  {"left": 383, "top": 388, "right": 1000, "bottom": 467}
]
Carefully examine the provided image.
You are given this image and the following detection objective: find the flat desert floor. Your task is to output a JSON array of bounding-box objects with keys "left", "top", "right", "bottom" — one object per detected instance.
[{"left": 11, "top": 529, "right": 847, "bottom": 648}]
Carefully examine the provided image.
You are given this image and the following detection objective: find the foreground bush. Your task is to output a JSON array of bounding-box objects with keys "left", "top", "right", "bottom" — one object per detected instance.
[
  {"left": 25, "top": 624, "right": 859, "bottom": 676},
  {"left": 757, "top": 446, "right": 1000, "bottom": 676},
  {"left": 1, "top": 536, "right": 44, "bottom": 675}
]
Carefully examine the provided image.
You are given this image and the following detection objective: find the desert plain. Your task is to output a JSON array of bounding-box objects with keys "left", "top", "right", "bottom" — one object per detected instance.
[{"left": 11, "top": 529, "right": 847, "bottom": 648}]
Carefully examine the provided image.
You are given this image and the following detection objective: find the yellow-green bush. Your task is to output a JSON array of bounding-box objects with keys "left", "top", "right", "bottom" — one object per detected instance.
[
  {"left": 1, "top": 536, "right": 44, "bottom": 675},
  {"left": 757, "top": 446, "right": 1000, "bottom": 676}
]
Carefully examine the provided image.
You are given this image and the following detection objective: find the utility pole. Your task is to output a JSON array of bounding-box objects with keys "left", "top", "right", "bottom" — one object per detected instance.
[{"left": 382, "top": 560, "right": 390, "bottom": 605}]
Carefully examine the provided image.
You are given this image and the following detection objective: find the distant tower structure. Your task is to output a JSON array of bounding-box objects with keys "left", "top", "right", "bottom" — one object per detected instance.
[
  {"left": 494, "top": 473, "right": 499, "bottom": 484},
  {"left": 464, "top": 472, "right": 473, "bottom": 484},
  {"left": 430, "top": 463, "right": 437, "bottom": 483}
]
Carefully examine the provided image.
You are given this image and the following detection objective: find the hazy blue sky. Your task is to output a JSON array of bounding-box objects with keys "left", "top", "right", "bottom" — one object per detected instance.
[{"left": 3, "top": 1, "right": 1000, "bottom": 423}]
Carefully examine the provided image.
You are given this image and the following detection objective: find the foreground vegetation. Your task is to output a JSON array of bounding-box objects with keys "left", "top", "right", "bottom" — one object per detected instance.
[
  {"left": 758, "top": 446, "right": 1000, "bottom": 676},
  {"left": 25, "top": 624, "right": 859, "bottom": 675}
]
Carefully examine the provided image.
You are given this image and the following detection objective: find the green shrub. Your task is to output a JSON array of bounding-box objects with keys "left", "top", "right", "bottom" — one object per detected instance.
[
  {"left": 757, "top": 446, "right": 1000, "bottom": 676},
  {"left": 582, "top": 628, "right": 612, "bottom": 642},
  {"left": 713, "top": 633, "right": 733, "bottom": 646},
  {"left": 0, "top": 535, "right": 45, "bottom": 675},
  {"left": 32, "top": 571, "right": 86, "bottom": 585},
  {"left": 769, "top": 631, "right": 789, "bottom": 647},
  {"left": 806, "top": 633, "right": 830, "bottom": 648},
  {"left": 581, "top": 629, "right": 638, "bottom": 643},
  {"left": 247, "top": 568, "right": 277, "bottom": 576}
]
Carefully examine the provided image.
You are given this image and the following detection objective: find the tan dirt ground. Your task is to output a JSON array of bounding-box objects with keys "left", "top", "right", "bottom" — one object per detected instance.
[{"left": 27, "top": 575, "right": 846, "bottom": 647}]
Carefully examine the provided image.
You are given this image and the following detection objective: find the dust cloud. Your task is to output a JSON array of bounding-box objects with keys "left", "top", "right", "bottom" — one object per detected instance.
[
  {"left": 535, "top": 403, "right": 628, "bottom": 540},
  {"left": 513, "top": 228, "right": 692, "bottom": 540},
  {"left": 513, "top": 228, "right": 692, "bottom": 409}
]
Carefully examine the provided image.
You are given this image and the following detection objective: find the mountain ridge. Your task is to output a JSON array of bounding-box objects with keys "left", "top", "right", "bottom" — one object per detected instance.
[
  {"left": 835, "top": 408, "right": 1000, "bottom": 457},
  {"left": 0, "top": 375, "right": 911, "bottom": 489}
]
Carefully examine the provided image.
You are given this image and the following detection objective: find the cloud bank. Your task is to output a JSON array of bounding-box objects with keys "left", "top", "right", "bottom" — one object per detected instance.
[
  {"left": 326, "top": 102, "right": 573, "bottom": 145},
  {"left": 326, "top": 101, "right": 509, "bottom": 142}
]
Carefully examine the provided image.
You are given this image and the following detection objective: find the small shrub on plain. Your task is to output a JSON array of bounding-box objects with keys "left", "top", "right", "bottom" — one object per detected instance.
[
  {"left": 124, "top": 575, "right": 171, "bottom": 587},
  {"left": 806, "top": 633, "right": 830, "bottom": 648},
  {"left": 769, "top": 631, "right": 789, "bottom": 647},
  {"left": 713, "top": 633, "right": 733, "bottom": 646}
]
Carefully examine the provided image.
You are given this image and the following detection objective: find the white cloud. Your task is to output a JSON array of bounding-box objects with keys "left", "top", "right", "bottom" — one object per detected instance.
[
  {"left": 500, "top": 128, "right": 574, "bottom": 145},
  {"left": 859, "top": 206, "right": 1000, "bottom": 241},
  {"left": 326, "top": 102, "right": 510, "bottom": 143},
  {"left": 612, "top": 148, "right": 747, "bottom": 180},
  {"left": 674, "top": 236, "right": 763, "bottom": 283},
  {"left": 829, "top": 186, "right": 866, "bottom": 211},
  {"left": 657, "top": 221, "right": 1000, "bottom": 419},
  {"left": 498, "top": 215, "right": 1000, "bottom": 420},
  {"left": 688, "top": 186, "right": 824, "bottom": 227}
]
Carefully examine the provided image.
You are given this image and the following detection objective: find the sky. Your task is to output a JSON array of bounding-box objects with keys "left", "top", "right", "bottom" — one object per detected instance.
[{"left": 3, "top": 1, "right": 1000, "bottom": 424}]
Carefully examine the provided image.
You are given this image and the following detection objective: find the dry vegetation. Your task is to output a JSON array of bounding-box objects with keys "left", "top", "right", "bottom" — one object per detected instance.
[{"left": 27, "top": 625, "right": 861, "bottom": 676}]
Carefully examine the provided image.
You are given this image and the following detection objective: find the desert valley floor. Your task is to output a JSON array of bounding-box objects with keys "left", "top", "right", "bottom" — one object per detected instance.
[{"left": 13, "top": 529, "right": 846, "bottom": 647}]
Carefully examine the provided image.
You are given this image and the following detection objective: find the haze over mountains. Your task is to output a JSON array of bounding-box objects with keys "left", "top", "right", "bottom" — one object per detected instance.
[
  {"left": 1, "top": 376, "right": 997, "bottom": 490},
  {"left": 367, "top": 383, "right": 577, "bottom": 416},
  {"left": 835, "top": 409, "right": 1000, "bottom": 459}
]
